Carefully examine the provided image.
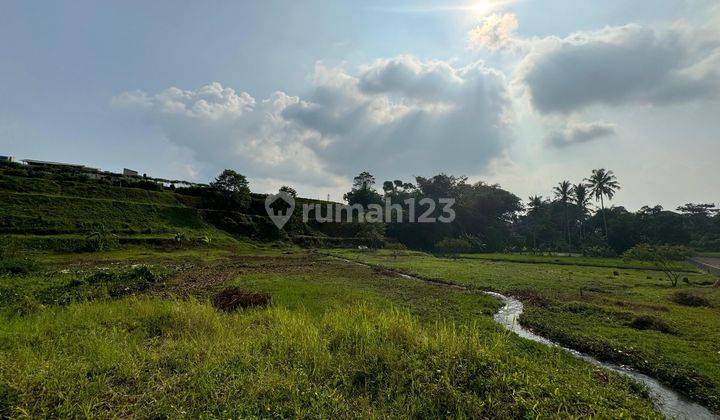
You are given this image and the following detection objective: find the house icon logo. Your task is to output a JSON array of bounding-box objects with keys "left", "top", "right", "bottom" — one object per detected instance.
[{"left": 265, "top": 191, "right": 295, "bottom": 230}]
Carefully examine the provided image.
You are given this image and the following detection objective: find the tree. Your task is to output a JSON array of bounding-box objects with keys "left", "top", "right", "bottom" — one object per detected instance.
[
  {"left": 554, "top": 180, "right": 573, "bottom": 251},
  {"left": 586, "top": 168, "right": 620, "bottom": 239},
  {"left": 353, "top": 171, "right": 376, "bottom": 190},
  {"left": 415, "top": 174, "right": 467, "bottom": 200},
  {"left": 526, "top": 195, "right": 545, "bottom": 251},
  {"left": 279, "top": 185, "right": 297, "bottom": 197},
  {"left": 527, "top": 195, "right": 544, "bottom": 215},
  {"left": 676, "top": 203, "right": 718, "bottom": 217},
  {"left": 572, "top": 183, "right": 591, "bottom": 239},
  {"left": 208, "top": 169, "right": 251, "bottom": 210},
  {"left": 344, "top": 171, "right": 382, "bottom": 208},
  {"left": 623, "top": 244, "right": 692, "bottom": 287},
  {"left": 211, "top": 169, "right": 250, "bottom": 194}
]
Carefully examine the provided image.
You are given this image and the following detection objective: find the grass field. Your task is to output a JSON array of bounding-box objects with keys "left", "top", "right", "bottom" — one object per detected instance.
[
  {"left": 457, "top": 252, "right": 697, "bottom": 272},
  {"left": 331, "top": 249, "right": 720, "bottom": 412},
  {"left": 0, "top": 245, "right": 665, "bottom": 417}
]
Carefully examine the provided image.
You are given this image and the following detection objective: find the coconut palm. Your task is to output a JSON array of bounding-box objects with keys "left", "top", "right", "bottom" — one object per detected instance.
[
  {"left": 553, "top": 181, "right": 572, "bottom": 251},
  {"left": 526, "top": 195, "right": 544, "bottom": 252},
  {"left": 572, "top": 183, "right": 591, "bottom": 239},
  {"left": 586, "top": 169, "right": 620, "bottom": 239},
  {"left": 527, "top": 195, "right": 544, "bottom": 215}
]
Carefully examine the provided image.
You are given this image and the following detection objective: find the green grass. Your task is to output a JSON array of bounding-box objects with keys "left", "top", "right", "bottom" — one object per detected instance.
[
  {"left": 331, "top": 249, "right": 720, "bottom": 412},
  {"left": 0, "top": 173, "right": 188, "bottom": 206},
  {"left": 458, "top": 252, "right": 697, "bottom": 272},
  {"left": 0, "top": 191, "right": 208, "bottom": 235},
  {"left": 0, "top": 248, "right": 661, "bottom": 417}
]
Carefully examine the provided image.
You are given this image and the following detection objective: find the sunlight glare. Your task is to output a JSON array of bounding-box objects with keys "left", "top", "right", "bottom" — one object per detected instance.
[{"left": 469, "top": 0, "right": 513, "bottom": 17}]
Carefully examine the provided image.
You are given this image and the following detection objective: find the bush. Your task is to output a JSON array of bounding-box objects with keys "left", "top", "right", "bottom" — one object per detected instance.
[
  {"left": 582, "top": 245, "right": 617, "bottom": 258},
  {"left": 434, "top": 238, "right": 472, "bottom": 255},
  {"left": 85, "top": 225, "right": 119, "bottom": 252},
  {"left": 670, "top": 291, "right": 711, "bottom": 307},
  {"left": 623, "top": 244, "right": 693, "bottom": 287},
  {"left": 36, "top": 266, "right": 161, "bottom": 306},
  {"left": 211, "top": 287, "right": 271, "bottom": 312},
  {"left": 628, "top": 315, "right": 675, "bottom": 334},
  {"left": 0, "top": 258, "right": 37, "bottom": 275}
]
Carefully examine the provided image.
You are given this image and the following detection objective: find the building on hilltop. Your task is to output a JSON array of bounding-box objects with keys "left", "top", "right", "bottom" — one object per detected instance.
[
  {"left": 123, "top": 168, "right": 139, "bottom": 177},
  {"left": 0, "top": 155, "right": 13, "bottom": 162}
]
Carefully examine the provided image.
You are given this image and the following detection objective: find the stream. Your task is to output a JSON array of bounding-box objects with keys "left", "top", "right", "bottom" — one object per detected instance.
[
  {"left": 486, "top": 291, "right": 717, "bottom": 419},
  {"left": 358, "top": 260, "right": 718, "bottom": 419},
  {"left": 334, "top": 254, "right": 720, "bottom": 420}
]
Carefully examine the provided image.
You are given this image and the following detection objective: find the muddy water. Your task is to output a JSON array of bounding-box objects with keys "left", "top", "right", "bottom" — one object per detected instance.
[{"left": 486, "top": 291, "right": 718, "bottom": 420}]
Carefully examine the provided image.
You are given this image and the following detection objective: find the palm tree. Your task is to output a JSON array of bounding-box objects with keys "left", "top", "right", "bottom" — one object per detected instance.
[
  {"left": 586, "top": 169, "right": 620, "bottom": 239},
  {"left": 527, "top": 195, "right": 544, "bottom": 214},
  {"left": 572, "top": 183, "right": 590, "bottom": 240},
  {"left": 526, "top": 195, "right": 544, "bottom": 252},
  {"left": 553, "top": 181, "right": 572, "bottom": 251}
]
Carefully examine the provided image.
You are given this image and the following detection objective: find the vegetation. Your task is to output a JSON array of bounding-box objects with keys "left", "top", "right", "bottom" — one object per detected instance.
[
  {"left": 332, "top": 249, "right": 720, "bottom": 412},
  {"left": 279, "top": 185, "right": 297, "bottom": 197},
  {"left": 338, "top": 168, "right": 720, "bottom": 255},
  {"left": 0, "top": 248, "right": 660, "bottom": 418},
  {"left": 623, "top": 244, "right": 693, "bottom": 287},
  {"left": 586, "top": 168, "right": 621, "bottom": 238},
  {"left": 434, "top": 238, "right": 472, "bottom": 255},
  {"left": 2, "top": 161, "right": 719, "bottom": 416}
]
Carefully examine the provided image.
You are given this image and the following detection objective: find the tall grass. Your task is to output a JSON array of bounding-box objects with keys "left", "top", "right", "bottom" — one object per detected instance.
[{"left": 0, "top": 298, "right": 657, "bottom": 418}]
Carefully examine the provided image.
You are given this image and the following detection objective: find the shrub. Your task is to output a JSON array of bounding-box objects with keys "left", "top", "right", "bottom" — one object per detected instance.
[
  {"left": 434, "top": 238, "right": 472, "bottom": 255},
  {"left": 0, "top": 258, "right": 37, "bottom": 275},
  {"left": 670, "top": 291, "right": 711, "bottom": 307},
  {"left": 211, "top": 287, "right": 271, "bottom": 312},
  {"left": 582, "top": 245, "right": 617, "bottom": 258},
  {"left": 623, "top": 244, "right": 693, "bottom": 287},
  {"left": 628, "top": 315, "right": 675, "bottom": 334},
  {"left": 383, "top": 242, "right": 407, "bottom": 251},
  {"left": 0, "top": 236, "right": 21, "bottom": 259},
  {"left": 36, "top": 266, "right": 160, "bottom": 306},
  {"left": 84, "top": 225, "right": 119, "bottom": 252}
]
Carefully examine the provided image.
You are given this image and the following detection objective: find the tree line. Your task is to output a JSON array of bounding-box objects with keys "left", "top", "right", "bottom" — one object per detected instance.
[
  {"left": 340, "top": 169, "right": 720, "bottom": 255},
  {"left": 98, "top": 164, "right": 720, "bottom": 256}
]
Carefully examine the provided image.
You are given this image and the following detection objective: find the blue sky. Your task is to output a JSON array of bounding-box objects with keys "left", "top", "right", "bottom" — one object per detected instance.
[{"left": 1, "top": 0, "right": 719, "bottom": 209}]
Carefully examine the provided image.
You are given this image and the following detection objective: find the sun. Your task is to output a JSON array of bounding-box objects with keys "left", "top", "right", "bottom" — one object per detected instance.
[
  {"left": 468, "top": 0, "right": 514, "bottom": 17},
  {"left": 470, "top": 1, "right": 494, "bottom": 16}
]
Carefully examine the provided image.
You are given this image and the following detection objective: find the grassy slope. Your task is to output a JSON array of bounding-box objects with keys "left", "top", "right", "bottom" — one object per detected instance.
[
  {"left": 0, "top": 173, "right": 239, "bottom": 252},
  {"left": 331, "top": 249, "right": 720, "bottom": 412},
  {"left": 0, "top": 191, "right": 207, "bottom": 234},
  {"left": 0, "top": 248, "right": 659, "bottom": 418}
]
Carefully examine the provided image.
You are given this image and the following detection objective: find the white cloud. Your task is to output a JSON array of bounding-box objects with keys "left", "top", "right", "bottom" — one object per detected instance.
[
  {"left": 113, "top": 84, "right": 346, "bottom": 191},
  {"left": 517, "top": 24, "right": 720, "bottom": 114},
  {"left": 114, "top": 57, "right": 514, "bottom": 191},
  {"left": 545, "top": 121, "right": 616, "bottom": 148},
  {"left": 467, "top": 13, "right": 519, "bottom": 50},
  {"left": 285, "top": 59, "right": 513, "bottom": 177}
]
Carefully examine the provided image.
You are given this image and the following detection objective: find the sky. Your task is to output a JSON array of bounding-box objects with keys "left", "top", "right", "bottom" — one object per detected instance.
[{"left": 1, "top": 0, "right": 719, "bottom": 210}]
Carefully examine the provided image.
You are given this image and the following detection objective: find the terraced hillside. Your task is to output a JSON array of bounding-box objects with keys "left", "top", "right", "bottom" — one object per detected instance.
[
  {"left": 0, "top": 164, "right": 389, "bottom": 252},
  {"left": 0, "top": 167, "right": 234, "bottom": 250}
]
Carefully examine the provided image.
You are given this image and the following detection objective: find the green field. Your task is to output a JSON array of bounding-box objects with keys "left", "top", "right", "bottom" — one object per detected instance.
[
  {"left": 330, "top": 249, "right": 720, "bottom": 412},
  {"left": 2, "top": 169, "right": 719, "bottom": 417},
  {"left": 0, "top": 246, "right": 667, "bottom": 418}
]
